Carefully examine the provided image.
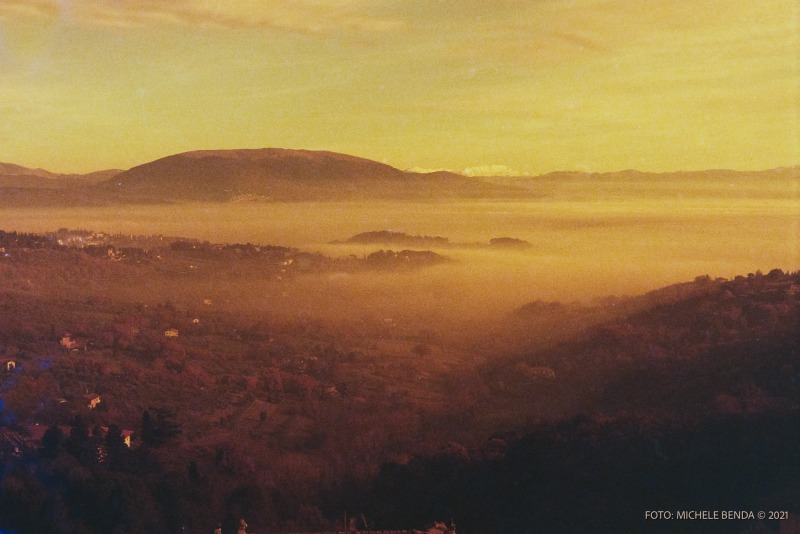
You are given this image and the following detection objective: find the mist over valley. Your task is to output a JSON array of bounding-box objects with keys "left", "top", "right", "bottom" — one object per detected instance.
[
  {"left": 2, "top": 0, "right": 797, "bottom": 529},
  {"left": 0, "top": 150, "right": 798, "bottom": 533}
]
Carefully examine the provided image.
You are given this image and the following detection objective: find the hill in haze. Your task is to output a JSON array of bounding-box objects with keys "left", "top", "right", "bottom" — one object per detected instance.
[
  {"left": 0, "top": 163, "right": 121, "bottom": 190},
  {"left": 487, "top": 165, "right": 800, "bottom": 200},
  {"left": 2, "top": 150, "right": 797, "bottom": 205},
  {"left": 0, "top": 164, "right": 123, "bottom": 207},
  {"left": 98, "top": 148, "right": 524, "bottom": 202}
]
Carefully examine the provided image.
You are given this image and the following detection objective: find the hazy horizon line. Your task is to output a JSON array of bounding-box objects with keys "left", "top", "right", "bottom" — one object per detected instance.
[{"left": 3, "top": 147, "right": 799, "bottom": 179}]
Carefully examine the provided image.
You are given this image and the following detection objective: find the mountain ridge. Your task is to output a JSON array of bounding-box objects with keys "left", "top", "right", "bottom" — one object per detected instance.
[
  {"left": 96, "top": 148, "right": 523, "bottom": 202},
  {"left": 2, "top": 149, "right": 797, "bottom": 205},
  {"left": 0, "top": 164, "right": 122, "bottom": 190}
]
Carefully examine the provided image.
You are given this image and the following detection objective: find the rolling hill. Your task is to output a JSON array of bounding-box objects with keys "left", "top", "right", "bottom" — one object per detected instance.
[
  {"left": 97, "top": 148, "right": 524, "bottom": 201},
  {"left": 0, "top": 163, "right": 121, "bottom": 188}
]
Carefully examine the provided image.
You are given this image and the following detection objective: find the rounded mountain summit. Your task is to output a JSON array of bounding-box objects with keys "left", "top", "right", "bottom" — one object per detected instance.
[{"left": 104, "top": 148, "right": 520, "bottom": 202}]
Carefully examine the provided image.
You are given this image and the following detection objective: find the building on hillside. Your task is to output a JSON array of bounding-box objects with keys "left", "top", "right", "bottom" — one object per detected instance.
[
  {"left": 60, "top": 334, "right": 88, "bottom": 351},
  {"left": 121, "top": 429, "right": 135, "bottom": 447},
  {"left": 84, "top": 393, "right": 101, "bottom": 410},
  {"left": 99, "top": 426, "right": 135, "bottom": 447},
  {"left": 61, "top": 335, "right": 78, "bottom": 350},
  {"left": 164, "top": 328, "right": 179, "bottom": 338}
]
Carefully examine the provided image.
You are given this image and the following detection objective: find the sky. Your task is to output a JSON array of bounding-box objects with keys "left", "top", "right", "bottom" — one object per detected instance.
[{"left": 0, "top": 0, "right": 798, "bottom": 175}]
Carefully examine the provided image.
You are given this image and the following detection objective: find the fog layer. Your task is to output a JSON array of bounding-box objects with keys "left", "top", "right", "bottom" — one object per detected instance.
[{"left": 2, "top": 179, "right": 797, "bottom": 325}]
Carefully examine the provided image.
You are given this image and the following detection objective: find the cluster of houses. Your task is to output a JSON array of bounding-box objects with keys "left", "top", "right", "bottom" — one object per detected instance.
[
  {"left": 61, "top": 326, "right": 182, "bottom": 351},
  {"left": 0, "top": 333, "right": 138, "bottom": 454},
  {"left": 23, "top": 422, "right": 135, "bottom": 454},
  {"left": 54, "top": 229, "right": 108, "bottom": 248}
]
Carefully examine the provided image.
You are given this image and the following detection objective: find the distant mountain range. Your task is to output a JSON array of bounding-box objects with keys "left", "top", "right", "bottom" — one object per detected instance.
[
  {"left": 96, "top": 148, "right": 525, "bottom": 202},
  {"left": 1, "top": 149, "right": 797, "bottom": 206},
  {"left": 0, "top": 162, "right": 121, "bottom": 190}
]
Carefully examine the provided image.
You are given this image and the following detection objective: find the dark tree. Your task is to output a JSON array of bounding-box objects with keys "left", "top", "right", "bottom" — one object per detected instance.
[
  {"left": 141, "top": 408, "right": 182, "bottom": 447},
  {"left": 66, "top": 414, "right": 92, "bottom": 464},
  {"left": 39, "top": 423, "right": 63, "bottom": 459}
]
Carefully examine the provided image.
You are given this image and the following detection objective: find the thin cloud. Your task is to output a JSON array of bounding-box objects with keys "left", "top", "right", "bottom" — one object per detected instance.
[
  {"left": 0, "top": 1, "right": 58, "bottom": 19},
  {"left": 552, "top": 31, "right": 608, "bottom": 53},
  {"left": 0, "top": 0, "right": 405, "bottom": 34}
]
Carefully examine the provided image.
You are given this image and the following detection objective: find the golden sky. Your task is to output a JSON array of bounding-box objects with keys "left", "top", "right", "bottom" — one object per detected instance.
[{"left": 0, "top": 0, "right": 798, "bottom": 174}]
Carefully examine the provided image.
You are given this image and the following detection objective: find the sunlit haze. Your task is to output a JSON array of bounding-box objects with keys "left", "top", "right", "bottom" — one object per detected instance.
[
  {"left": 1, "top": 0, "right": 798, "bottom": 174},
  {"left": 1, "top": 4, "right": 800, "bottom": 531}
]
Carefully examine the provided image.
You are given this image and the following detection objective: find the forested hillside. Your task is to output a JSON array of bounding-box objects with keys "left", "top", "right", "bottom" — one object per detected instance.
[{"left": 0, "top": 230, "right": 797, "bottom": 532}]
